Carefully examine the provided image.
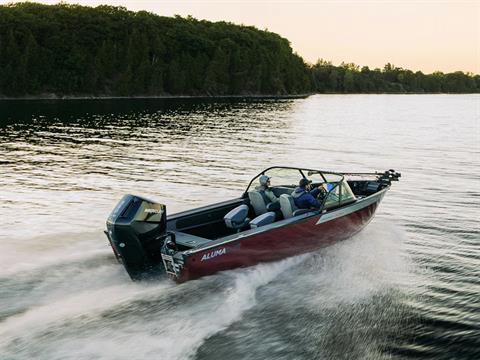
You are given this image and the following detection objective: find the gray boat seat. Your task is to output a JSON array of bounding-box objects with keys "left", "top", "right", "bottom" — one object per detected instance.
[
  {"left": 250, "top": 211, "right": 276, "bottom": 229},
  {"left": 248, "top": 190, "right": 268, "bottom": 216},
  {"left": 279, "top": 194, "right": 312, "bottom": 219},
  {"left": 224, "top": 204, "right": 250, "bottom": 230}
]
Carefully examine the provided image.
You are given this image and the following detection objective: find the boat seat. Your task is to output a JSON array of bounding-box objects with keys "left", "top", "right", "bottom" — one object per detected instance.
[
  {"left": 248, "top": 190, "right": 269, "bottom": 216},
  {"left": 279, "top": 194, "right": 312, "bottom": 219},
  {"left": 250, "top": 211, "right": 276, "bottom": 229},
  {"left": 249, "top": 189, "right": 281, "bottom": 218},
  {"left": 224, "top": 204, "right": 250, "bottom": 230}
]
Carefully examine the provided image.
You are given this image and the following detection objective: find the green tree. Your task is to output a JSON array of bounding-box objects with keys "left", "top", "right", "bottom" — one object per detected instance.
[{"left": 343, "top": 70, "right": 355, "bottom": 92}]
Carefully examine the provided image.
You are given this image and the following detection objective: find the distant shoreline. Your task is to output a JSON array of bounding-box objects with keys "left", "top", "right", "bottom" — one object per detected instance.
[
  {"left": 0, "top": 92, "right": 477, "bottom": 101},
  {"left": 0, "top": 94, "right": 312, "bottom": 101}
]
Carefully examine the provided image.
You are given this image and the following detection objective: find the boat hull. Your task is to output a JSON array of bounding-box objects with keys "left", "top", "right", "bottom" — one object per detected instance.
[{"left": 175, "top": 188, "right": 387, "bottom": 282}]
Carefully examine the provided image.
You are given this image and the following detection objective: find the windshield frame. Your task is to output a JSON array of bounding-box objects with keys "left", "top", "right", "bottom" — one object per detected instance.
[{"left": 243, "top": 166, "right": 345, "bottom": 195}]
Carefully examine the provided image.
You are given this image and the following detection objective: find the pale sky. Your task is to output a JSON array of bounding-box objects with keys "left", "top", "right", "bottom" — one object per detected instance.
[{"left": 4, "top": 0, "right": 480, "bottom": 73}]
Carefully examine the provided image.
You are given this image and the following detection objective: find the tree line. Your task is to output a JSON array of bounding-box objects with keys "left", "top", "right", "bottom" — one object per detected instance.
[
  {"left": 0, "top": 2, "right": 478, "bottom": 97},
  {"left": 312, "top": 60, "right": 479, "bottom": 94}
]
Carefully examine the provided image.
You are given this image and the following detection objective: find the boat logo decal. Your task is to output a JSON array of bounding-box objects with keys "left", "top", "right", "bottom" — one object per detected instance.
[
  {"left": 201, "top": 248, "right": 226, "bottom": 261},
  {"left": 144, "top": 208, "right": 162, "bottom": 214}
]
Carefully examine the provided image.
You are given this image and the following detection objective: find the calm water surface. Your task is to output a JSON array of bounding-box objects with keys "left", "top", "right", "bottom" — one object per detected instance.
[{"left": 0, "top": 95, "right": 479, "bottom": 359}]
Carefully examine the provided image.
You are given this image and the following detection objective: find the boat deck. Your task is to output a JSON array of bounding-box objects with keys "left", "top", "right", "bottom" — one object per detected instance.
[{"left": 174, "top": 231, "right": 211, "bottom": 248}]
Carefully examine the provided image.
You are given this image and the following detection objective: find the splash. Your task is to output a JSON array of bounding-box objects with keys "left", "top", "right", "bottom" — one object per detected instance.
[
  {"left": 66, "top": 255, "right": 309, "bottom": 360},
  {"left": 293, "top": 218, "right": 417, "bottom": 310},
  {"left": 0, "top": 252, "right": 309, "bottom": 360}
]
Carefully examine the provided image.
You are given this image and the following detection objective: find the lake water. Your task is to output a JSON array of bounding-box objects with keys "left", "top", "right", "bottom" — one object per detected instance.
[{"left": 0, "top": 95, "right": 479, "bottom": 360}]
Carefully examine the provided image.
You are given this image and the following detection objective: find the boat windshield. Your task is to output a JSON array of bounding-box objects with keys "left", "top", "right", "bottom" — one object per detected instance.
[
  {"left": 245, "top": 167, "right": 356, "bottom": 210},
  {"left": 307, "top": 172, "right": 342, "bottom": 184},
  {"left": 323, "top": 180, "right": 356, "bottom": 210},
  {"left": 261, "top": 167, "right": 303, "bottom": 188},
  {"left": 245, "top": 166, "right": 345, "bottom": 193}
]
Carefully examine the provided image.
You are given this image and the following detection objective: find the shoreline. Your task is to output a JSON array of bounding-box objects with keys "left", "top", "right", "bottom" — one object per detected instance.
[
  {"left": 0, "top": 94, "right": 312, "bottom": 101},
  {"left": 0, "top": 92, "right": 477, "bottom": 101}
]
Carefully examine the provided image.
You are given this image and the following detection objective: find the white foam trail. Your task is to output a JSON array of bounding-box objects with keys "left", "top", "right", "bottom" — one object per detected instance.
[
  {"left": 0, "top": 233, "right": 110, "bottom": 276},
  {"left": 0, "top": 280, "right": 173, "bottom": 349},
  {"left": 12, "top": 254, "right": 309, "bottom": 360}
]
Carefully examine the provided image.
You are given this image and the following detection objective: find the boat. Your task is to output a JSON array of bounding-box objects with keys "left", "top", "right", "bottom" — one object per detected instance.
[{"left": 104, "top": 166, "right": 400, "bottom": 282}]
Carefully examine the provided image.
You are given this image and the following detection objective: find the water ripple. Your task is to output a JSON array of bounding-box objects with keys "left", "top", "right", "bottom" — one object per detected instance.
[{"left": 0, "top": 95, "right": 479, "bottom": 360}]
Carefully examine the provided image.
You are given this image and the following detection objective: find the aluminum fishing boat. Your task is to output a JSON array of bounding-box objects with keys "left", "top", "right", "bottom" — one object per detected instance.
[{"left": 105, "top": 166, "right": 400, "bottom": 282}]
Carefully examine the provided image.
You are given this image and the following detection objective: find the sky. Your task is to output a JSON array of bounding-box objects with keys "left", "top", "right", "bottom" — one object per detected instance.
[{"left": 3, "top": 0, "right": 479, "bottom": 74}]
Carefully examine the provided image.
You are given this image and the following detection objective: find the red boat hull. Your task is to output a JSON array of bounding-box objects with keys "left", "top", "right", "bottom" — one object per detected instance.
[{"left": 176, "top": 190, "right": 386, "bottom": 282}]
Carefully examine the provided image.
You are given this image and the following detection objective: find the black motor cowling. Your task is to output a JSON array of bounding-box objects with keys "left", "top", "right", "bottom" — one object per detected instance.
[{"left": 105, "top": 194, "right": 167, "bottom": 280}]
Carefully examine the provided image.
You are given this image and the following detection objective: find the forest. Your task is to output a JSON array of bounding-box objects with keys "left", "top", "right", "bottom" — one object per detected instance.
[
  {"left": 0, "top": 2, "right": 478, "bottom": 97},
  {"left": 312, "top": 60, "right": 479, "bottom": 94}
]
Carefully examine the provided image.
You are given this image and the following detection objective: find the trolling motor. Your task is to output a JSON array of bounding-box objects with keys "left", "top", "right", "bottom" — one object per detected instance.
[
  {"left": 351, "top": 169, "right": 401, "bottom": 195},
  {"left": 378, "top": 169, "right": 402, "bottom": 186},
  {"left": 105, "top": 194, "right": 171, "bottom": 280}
]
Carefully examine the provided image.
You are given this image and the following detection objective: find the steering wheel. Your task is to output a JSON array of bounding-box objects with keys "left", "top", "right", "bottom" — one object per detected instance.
[{"left": 316, "top": 186, "right": 327, "bottom": 200}]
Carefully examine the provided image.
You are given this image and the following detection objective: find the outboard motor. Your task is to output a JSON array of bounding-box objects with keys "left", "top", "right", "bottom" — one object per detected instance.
[{"left": 105, "top": 194, "right": 168, "bottom": 280}]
